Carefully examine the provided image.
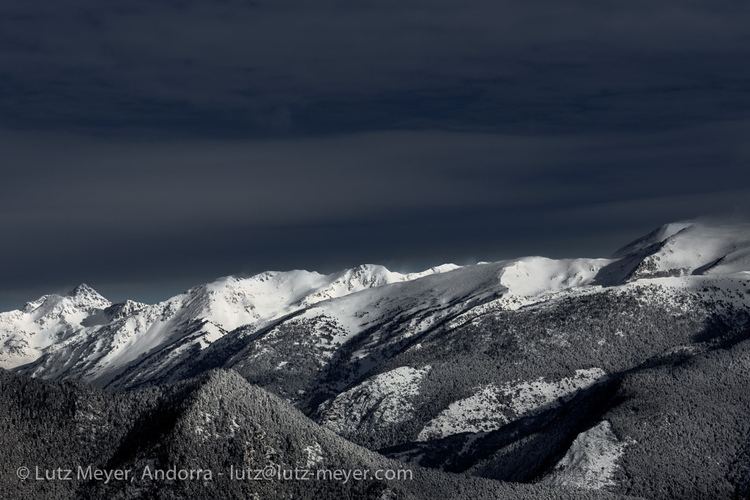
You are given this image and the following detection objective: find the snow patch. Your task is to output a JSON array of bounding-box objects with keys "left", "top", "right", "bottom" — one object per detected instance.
[
  {"left": 544, "top": 420, "right": 631, "bottom": 490},
  {"left": 320, "top": 366, "right": 431, "bottom": 435},
  {"left": 418, "top": 368, "right": 606, "bottom": 441},
  {"left": 303, "top": 442, "right": 324, "bottom": 468}
]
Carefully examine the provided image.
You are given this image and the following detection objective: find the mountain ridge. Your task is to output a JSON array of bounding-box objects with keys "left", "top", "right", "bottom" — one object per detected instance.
[
  {"left": 0, "top": 262, "right": 459, "bottom": 383},
  {"left": 2, "top": 219, "right": 750, "bottom": 498},
  {"left": 5, "top": 219, "right": 750, "bottom": 390}
]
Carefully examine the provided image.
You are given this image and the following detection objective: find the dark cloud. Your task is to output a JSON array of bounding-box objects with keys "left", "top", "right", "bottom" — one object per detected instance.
[
  {"left": 1, "top": 0, "right": 750, "bottom": 134},
  {"left": 0, "top": 0, "right": 749, "bottom": 307}
]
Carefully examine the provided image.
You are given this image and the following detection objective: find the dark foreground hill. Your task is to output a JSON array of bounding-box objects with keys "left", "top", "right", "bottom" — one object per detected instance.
[{"left": 0, "top": 369, "right": 618, "bottom": 500}]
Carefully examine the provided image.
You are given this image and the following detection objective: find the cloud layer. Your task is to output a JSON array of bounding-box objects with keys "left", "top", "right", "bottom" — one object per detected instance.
[{"left": 2, "top": 0, "right": 749, "bottom": 134}]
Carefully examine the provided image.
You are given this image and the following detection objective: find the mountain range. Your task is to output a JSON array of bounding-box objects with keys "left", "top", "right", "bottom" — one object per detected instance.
[{"left": 2, "top": 220, "right": 750, "bottom": 499}]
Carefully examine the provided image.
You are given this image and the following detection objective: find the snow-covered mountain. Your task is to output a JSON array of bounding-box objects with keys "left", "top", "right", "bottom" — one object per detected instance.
[
  {"left": 596, "top": 220, "right": 750, "bottom": 284},
  {"left": 0, "top": 284, "right": 111, "bottom": 369},
  {"left": 4, "top": 219, "right": 750, "bottom": 392},
  {"left": 103, "top": 254, "right": 615, "bottom": 392},
  {"left": 2, "top": 219, "right": 750, "bottom": 499},
  {"left": 1, "top": 263, "right": 458, "bottom": 385}
]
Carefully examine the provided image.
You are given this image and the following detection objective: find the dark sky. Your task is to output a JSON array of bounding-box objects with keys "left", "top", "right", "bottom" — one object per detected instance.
[{"left": 1, "top": 0, "right": 750, "bottom": 308}]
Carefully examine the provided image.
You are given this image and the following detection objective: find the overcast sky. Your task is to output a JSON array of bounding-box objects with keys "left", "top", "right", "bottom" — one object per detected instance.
[{"left": 1, "top": 0, "right": 750, "bottom": 308}]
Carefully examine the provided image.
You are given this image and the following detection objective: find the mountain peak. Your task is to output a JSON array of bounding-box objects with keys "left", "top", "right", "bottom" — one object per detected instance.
[
  {"left": 64, "top": 283, "right": 110, "bottom": 310},
  {"left": 598, "top": 220, "right": 750, "bottom": 285},
  {"left": 613, "top": 221, "right": 694, "bottom": 258},
  {"left": 68, "top": 283, "right": 99, "bottom": 297}
]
